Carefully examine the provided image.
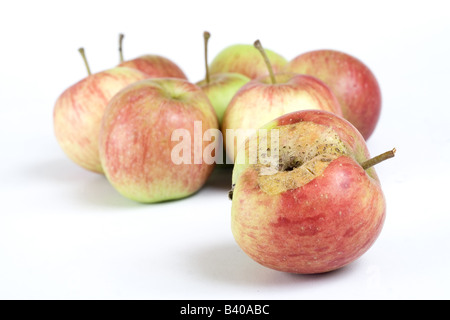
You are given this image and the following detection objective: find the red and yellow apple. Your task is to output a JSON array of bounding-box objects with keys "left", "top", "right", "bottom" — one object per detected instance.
[
  {"left": 284, "top": 49, "right": 381, "bottom": 140},
  {"left": 222, "top": 40, "right": 342, "bottom": 162},
  {"left": 222, "top": 73, "right": 342, "bottom": 162},
  {"left": 99, "top": 78, "right": 219, "bottom": 203},
  {"left": 119, "top": 54, "right": 187, "bottom": 80},
  {"left": 53, "top": 48, "right": 148, "bottom": 173},
  {"left": 230, "top": 109, "right": 394, "bottom": 274},
  {"left": 118, "top": 34, "right": 187, "bottom": 80}
]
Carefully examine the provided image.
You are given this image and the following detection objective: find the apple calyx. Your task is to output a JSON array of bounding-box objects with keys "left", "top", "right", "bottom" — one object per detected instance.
[
  {"left": 254, "top": 40, "right": 276, "bottom": 84},
  {"left": 203, "top": 31, "right": 211, "bottom": 84},
  {"left": 78, "top": 47, "right": 91, "bottom": 76},
  {"left": 119, "top": 33, "right": 125, "bottom": 63},
  {"left": 361, "top": 148, "right": 396, "bottom": 170}
]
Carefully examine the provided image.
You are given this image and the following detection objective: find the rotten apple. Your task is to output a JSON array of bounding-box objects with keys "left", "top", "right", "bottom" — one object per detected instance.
[{"left": 230, "top": 109, "right": 395, "bottom": 274}]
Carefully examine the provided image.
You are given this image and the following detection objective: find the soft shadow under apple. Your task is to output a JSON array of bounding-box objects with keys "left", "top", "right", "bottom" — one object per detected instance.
[
  {"left": 184, "top": 242, "right": 357, "bottom": 289},
  {"left": 24, "top": 157, "right": 93, "bottom": 183},
  {"left": 24, "top": 157, "right": 144, "bottom": 208},
  {"left": 204, "top": 165, "right": 233, "bottom": 191}
]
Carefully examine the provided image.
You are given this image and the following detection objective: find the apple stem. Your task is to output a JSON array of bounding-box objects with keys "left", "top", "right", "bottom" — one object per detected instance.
[
  {"left": 119, "top": 33, "right": 125, "bottom": 63},
  {"left": 204, "top": 31, "right": 211, "bottom": 84},
  {"left": 78, "top": 47, "right": 91, "bottom": 76},
  {"left": 254, "top": 40, "right": 276, "bottom": 84},
  {"left": 361, "top": 148, "right": 396, "bottom": 170}
]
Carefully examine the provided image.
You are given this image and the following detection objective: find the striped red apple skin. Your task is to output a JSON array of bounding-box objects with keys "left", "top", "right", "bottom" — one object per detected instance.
[
  {"left": 284, "top": 50, "right": 382, "bottom": 140},
  {"left": 53, "top": 67, "right": 148, "bottom": 173},
  {"left": 119, "top": 54, "right": 188, "bottom": 80},
  {"left": 231, "top": 110, "right": 386, "bottom": 274},
  {"left": 99, "top": 78, "right": 219, "bottom": 203}
]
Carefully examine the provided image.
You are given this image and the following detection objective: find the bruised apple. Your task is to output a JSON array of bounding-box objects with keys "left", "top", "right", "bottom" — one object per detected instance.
[{"left": 230, "top": 110, "right": 395, "bottom": 274}]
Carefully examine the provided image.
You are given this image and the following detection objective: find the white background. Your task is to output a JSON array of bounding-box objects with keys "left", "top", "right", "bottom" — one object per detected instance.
[{"left": 1, "top": 0, "right": 449, "bottom": 300}]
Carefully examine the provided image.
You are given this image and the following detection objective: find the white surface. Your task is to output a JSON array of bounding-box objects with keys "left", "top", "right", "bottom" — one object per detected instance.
[{"left": 1, "top": 0, "right": 450, "bottom": 300}]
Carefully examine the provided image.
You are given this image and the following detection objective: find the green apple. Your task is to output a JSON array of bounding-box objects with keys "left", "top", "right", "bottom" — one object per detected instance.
[
  {"left": 196, "top": 31, "right": 250, "bottom": 124},
  {"left": 209, "top": 40, "right": 287, "bottom": 80}
]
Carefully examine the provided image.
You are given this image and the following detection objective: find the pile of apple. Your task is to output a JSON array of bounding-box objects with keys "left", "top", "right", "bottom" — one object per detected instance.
[{"left": 53, "top": 33, "right": 395, "bottom": 274}]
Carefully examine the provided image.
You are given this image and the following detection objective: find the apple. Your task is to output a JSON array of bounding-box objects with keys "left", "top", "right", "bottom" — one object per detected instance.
[
  {"left": 222, "top": 40, "right": 342, "bottom": 162},
  {"left": 118, "top": 33, "right": 188, "bottom": 80},
  {"left": 284, "top": 49, "right": 381, "bottom": 140},
  {"left": 209, "top": 40, "right": 287, "bottom": 80},
  {"left": 196, "top": 31, "right": 250, "bottom": 124},
  {"left": 53, "top": 47, "right": 148, "bottom": 173},
  {"left": 197, "top": 72, "right": 250, "bottom": 124},
  {"left": 229, "top": 109, "right": 395, "bottom": 274},
  {"left": 98, "top": 78, "right": 219, "bottom": 203}
]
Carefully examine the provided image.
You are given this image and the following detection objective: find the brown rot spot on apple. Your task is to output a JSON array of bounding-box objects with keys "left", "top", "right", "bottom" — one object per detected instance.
[
  {"left": 279, "top": 157, "right": 303, "bottom": 172},
  {"left": 255, "top": 122, "right": 349, "bottom": 195}
]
